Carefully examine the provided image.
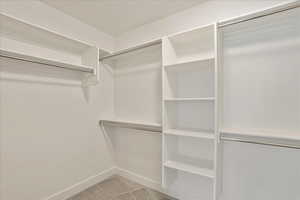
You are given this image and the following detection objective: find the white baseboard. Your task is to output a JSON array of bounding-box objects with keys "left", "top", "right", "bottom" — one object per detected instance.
[
  {"left": 43, "top": 167, "right": 171, "bottom": 200},
  {"left": 44, "top": 167, "right": 117, "bottom": 200}
]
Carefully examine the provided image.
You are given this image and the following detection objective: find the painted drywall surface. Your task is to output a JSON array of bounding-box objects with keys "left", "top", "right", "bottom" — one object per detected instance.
[
  {"left": 0, "top": 57, "right": 114, "bottom": 200},
  {"left": 0, "top": 0, "right": 115, "bottom": 53},
  {"left": 116, "top": 0, "right": 289, "bottom": 50},
  {"left": 0, "top": 2, "right": 115, "bottom": 199}
]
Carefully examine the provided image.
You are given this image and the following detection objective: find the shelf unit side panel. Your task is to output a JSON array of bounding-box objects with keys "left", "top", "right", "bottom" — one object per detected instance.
[
  {"left": 162, "top": 38, "right": 167, "bottom": 187},
  {"left": 213, "top": 23, "right": 222, "bottom": 200}
]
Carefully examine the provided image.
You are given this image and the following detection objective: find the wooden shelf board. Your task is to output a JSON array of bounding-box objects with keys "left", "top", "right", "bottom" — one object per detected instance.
[
  {"left": 164, "top": 129, "right": 215, "bottom": 140},
  {"left": 164, "top": 160, "right": 214, "bottom": 178}
]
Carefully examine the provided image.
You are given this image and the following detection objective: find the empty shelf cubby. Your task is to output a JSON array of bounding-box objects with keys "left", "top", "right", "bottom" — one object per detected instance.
[
  {"left": 164, "top": 134, "right": 215, "bottom": 175},
  {"left": 164, "top": 101, "right": 215, "bottom": 133},
  {"left": 163, "top": 24, "right": 215, "bottom": 66},
  {"left": 164, "top": 58, "right": 215, "bottom": 99}
]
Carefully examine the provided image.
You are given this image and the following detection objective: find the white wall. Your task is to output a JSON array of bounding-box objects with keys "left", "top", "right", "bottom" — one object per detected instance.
[
  {"left": 0, "top": 57, "right": 115, "bottom": 200},
  {"left": 0, "top": 1, "right": 116, "bottom": 200},
  {"left": 116, "top": 0, "right": 289, "bottom": 50}
]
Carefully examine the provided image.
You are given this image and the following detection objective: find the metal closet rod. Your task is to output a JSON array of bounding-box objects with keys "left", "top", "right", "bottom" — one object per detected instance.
[
  {"left": 99, "top": 120, "right": 162, "bottom": 133},
  {"left": 99, "top": 39, "right": 162, "bottom": 61},
  {"left": 221, "top": 137, "right": 300, "bottom": 150},
  {"left": 0, "top": 52, "right": 93, "bottom": 73},
  {"left": 218, "top": 1, "right": 300, "bottom": 28},
  {"left": 220, "top": 132, "right": 300, "bottom": 150}
]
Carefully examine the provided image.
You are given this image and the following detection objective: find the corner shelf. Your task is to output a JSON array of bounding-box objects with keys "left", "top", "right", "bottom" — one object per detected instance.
[
  {"left": 164, "top": 160, "right": 214, "bottom": 179},
  {"left": 164, "top": 129, "right": 214, "bottom": 140}
]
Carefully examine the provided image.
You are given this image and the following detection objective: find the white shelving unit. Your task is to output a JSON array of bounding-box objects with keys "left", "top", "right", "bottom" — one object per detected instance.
[
  {"left": 0, "top": 13, "right": 100, "bottom": 84},
  {"left": 162, "top": 24, "right": 220, "bottom": 200}
]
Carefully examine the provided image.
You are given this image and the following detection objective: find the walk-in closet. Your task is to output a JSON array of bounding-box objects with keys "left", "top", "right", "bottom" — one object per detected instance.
[{"left": 1, "top": 1, "right": 299, "bottom": 200}]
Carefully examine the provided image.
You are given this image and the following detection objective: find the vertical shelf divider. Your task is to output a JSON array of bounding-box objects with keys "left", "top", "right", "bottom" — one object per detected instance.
[
  {"left": 213, "top": 22, "right": 222, "bottom": 200},
  {"left": 161, "top": 24, "right": 220, "bottom": 200},
  {"left": 161, "top": 36, "right": 167, "bottom": 188}
]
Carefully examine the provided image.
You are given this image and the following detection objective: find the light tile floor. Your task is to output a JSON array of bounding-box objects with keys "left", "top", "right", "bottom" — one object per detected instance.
[{"left": 67, "top": 175, "right": 176, "bottom": 200}]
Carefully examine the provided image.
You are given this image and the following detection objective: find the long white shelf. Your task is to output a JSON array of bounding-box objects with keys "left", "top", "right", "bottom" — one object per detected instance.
[
  {"left": 0, "top": 49, "right": 94, "bottom": 73},
  {"left": 164, "top": 160, "right": 214, "bottom": 178},
  {"left": 99, "top": 119, "right": 162, "bottom": 133},
  {"left": 164, "top": 97, "right": 215, "bottom": 102},
  {"left": 164, "top": 129, "right": 215, "bottom": 140},
  {"left": 221, "top": 129, "right": 300, "bottom": 149}
]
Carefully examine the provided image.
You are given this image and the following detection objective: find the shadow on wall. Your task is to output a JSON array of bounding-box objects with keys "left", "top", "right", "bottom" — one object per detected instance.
[{"left": 0, "top": 56, "right": 92, "bottom": 102}]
